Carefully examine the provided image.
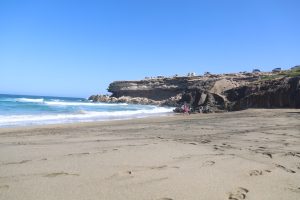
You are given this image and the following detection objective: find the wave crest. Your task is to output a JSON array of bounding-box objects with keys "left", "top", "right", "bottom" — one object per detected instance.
[
  {"left": 16, "top": 98, "right": 44, "bottom": 103},
  {"left": 0, "top": 107, "right": 174, "bottom": 127},
  {"left": 44, "top": 101, "right": 128, "bottom": 106}
]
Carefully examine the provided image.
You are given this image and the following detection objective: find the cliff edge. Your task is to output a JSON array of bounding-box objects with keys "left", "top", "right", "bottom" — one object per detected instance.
[{"left": 89, "top": 68, "right": 300, "bottom": 112}]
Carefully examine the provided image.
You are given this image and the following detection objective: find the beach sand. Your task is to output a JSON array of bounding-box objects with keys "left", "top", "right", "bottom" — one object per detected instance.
[{"left": 0, "top": 109, "right": 299, "bottom": 200}]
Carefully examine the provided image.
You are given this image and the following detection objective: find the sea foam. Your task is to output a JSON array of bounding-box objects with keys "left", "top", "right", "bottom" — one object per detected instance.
[
  {"left": 15, "top": 98, "right": 44, "bottom": 103},
  {"left": 0, "top": 106, "right": 173, "bottom": 127},
  {"left": 0, "top": 94, "right": 174, "bottom": 127},
  {"left": 44, "top": 101, "right": 128, "bottom": 106}
]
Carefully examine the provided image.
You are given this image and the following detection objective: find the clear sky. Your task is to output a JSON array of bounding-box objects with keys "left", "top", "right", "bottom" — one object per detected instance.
[{"left": 0, "top": 0, "right": 299, "bottom": 97}]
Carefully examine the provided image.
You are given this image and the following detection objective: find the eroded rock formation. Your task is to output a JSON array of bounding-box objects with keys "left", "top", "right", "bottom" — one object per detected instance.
[
  {"left": 89, "top": 71, "right": 300, "bottom": 113},
  {"left": 226, "top": 76, "right": 300, "bottom": 110}
]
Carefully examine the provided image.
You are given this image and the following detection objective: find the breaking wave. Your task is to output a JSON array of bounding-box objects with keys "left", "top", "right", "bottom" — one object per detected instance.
[
  {"left": 0, "top": 94, "right": 174, "bottom": 127},
  {"left": 15, "top": 98, "right": 44, "bottom": 103},
  {"left": 0, "top": 107, "right": 174, "bottom": 127},
  {"left": 44, "top": 101, "right": 128, "bottom": 106}
]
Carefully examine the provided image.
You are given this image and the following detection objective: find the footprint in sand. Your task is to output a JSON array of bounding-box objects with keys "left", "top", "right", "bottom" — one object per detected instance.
[
  {"left": 4, "top": 160, "right": 31, "bottom": 165},
  {"left": 228, "top": 187, "right": 249, "bottom": 200},
  {"left": 44, "top": 172, "right": 79, "bottom": 177},
  {"left": 262, "top": 152, "right": 272, "bottom": 159},
  {"left": 66, "top": 152, "right": 90, "bottom": 156},
  {"left": 285, "top": 152, "right": 300, "bottom": 158},
  {"left": 202, "top": 160, "right": 215, "bottom": 167},
  {"left": 150, "top": 165, "right": 168, "bottom": 170},
  {"left": 249, "top": 169, "right": 271, "bottom": 176},
  {"left": 288, "top": 186, "right": 300, "bottom": 193},
  {"left": 249, "top": 170, "right": 263, "bottom": 176},
  {"left": 213, "top": 146, "right": 223, "bottom": 151},
  {"left": 200, "top": 139, "right": 211, "bottom": 144},
  {"left": 275, "top": 164, "right": 296, "bottom": 173}
]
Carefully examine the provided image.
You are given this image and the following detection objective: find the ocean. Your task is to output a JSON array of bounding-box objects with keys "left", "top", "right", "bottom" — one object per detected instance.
[{"left": 0, "top": 94, "right": 174, "bottom": 127}]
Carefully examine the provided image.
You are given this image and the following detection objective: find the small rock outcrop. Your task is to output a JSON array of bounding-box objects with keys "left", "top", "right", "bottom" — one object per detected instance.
[{"left": 88, "top": 94, "right": 182, "bottom": 106}]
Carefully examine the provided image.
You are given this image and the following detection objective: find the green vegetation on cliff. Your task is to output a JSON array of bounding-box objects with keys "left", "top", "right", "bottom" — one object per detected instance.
[{"left": 261, "top": 69, "right": 300, "bottom": 80}]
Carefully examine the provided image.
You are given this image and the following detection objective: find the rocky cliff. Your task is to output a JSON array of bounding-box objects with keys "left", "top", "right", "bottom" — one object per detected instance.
[
  {"left": 89, "top": 70, "right": 300, "bottom": 112},
  {"left": 226, "top": 76, "right": 300, "bottom": 110},
  {"left": 90, "top": 73, "right": 257, "bottom": 106}
]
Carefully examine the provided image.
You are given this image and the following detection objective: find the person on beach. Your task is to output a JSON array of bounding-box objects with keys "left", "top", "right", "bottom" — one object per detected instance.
[{"left": 182, "top": 102, "right": 190, "bottom": 115}]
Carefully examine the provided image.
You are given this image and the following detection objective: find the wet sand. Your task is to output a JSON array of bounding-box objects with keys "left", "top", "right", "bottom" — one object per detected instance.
[{"left": 0, "top": 109, "right": 300, "bottom": 200}]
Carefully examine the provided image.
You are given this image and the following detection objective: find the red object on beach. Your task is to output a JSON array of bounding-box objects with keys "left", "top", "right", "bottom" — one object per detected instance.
[{"left": 183, "top": 104, "right": 190, "bottom": 113}]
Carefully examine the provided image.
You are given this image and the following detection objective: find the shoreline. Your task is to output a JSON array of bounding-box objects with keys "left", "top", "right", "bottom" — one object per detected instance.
[
  {"left": 0, "top": 112, "right": 175, "bottom": 130},
  {"left": 0, "top": 109, "right": 299, "bottom": 200},
  {"left": 0, "top": 94, "right": 175, "bottom": 128},
  {"left": 0, "top": 107, "right": 296, "bottom": 131},
  {"left": 0, "top": 113, "right": 176, "bottom": 131}
]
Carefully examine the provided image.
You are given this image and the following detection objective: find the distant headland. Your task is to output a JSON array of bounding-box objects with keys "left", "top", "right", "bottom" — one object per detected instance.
[{"left": 89, "top": 66, "right": 300, "bottom": 112}]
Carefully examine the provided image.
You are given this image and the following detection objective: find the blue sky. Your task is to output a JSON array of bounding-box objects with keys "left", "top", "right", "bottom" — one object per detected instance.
[{"left": 0, "top": 0, "right": 299, "bottom": 97}]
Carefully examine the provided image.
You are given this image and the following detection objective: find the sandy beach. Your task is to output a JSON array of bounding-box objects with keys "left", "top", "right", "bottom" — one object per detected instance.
[{"left": 0, "top": 109, "right": 299, "bottom": 200}]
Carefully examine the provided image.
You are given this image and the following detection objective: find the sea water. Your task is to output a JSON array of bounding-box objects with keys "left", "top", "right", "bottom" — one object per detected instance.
[{"left": 0, "top": 94, "right": 174, "bottom": 127}]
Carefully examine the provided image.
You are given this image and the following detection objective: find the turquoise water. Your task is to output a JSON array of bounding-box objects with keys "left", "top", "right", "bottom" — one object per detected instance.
[{"left": 0, "top": 94, "right": 173, "bottom": 127}]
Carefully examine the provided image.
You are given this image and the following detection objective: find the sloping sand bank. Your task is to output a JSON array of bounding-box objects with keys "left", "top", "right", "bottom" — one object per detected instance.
[{"left": 0, "top": 109, "right": 299, "bottom": 200}]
